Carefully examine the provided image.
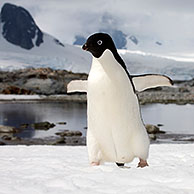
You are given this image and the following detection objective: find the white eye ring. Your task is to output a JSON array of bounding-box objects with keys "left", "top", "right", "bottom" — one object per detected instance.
[{"left": 97, "top": 40, "right": 103, "bottom": 45}]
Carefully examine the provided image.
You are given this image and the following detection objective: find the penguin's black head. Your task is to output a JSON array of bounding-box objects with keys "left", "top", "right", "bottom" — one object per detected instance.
[{"left": 82, "top": 33, "right": 117, "bottom": 58}]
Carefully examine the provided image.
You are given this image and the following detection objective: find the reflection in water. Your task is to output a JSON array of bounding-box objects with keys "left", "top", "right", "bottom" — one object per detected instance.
[
  {"left": 141, "top": 104, "right": 194, "bottom": 134},
  {"left": 0, "top": 103, "right": 38, "bottom": 138},
  {"left": 0, "top": 102, "right": 87, "bottom": 138},
  {"left": 0, "top": 102, "right": 194, "bottom": 139}
]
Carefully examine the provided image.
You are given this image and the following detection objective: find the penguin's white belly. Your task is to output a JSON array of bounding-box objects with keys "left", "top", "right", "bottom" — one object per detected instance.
[{"left": 87, "top": 51, "right": 149, "bottom": 163}]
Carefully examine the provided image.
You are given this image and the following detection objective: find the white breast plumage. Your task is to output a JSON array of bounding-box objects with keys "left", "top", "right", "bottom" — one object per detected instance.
[{"left": 87, "top": 49, "right": 149, "bottom": 163}]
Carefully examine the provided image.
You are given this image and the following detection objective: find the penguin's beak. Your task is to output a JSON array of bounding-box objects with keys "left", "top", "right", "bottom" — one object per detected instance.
[{"left": 82, "top": 43, "right": 88, "bottom": 51}]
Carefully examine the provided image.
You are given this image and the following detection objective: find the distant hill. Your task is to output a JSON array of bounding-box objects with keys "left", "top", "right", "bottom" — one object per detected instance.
[{"left": 0, "top": 3, "right": 91, "bottom": 72}]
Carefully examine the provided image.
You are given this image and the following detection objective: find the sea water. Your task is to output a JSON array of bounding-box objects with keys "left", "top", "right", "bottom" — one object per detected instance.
[{"left": 0, "top": 102, "right": 193, "bottom": 139}]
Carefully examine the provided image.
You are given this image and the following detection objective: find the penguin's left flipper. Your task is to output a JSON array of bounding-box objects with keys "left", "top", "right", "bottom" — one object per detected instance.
[
  {"left": 132, "top": 74, "right": 173, "bottom": 92},
  {"left": 67, "top": 80, "right": 88, "bottom": 93}
]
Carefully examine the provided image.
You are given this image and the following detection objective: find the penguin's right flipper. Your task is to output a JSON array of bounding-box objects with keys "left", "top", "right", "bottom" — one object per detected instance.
[
  {"left": 67, "top": 80, "right": 88, "bottom": 93},
  {"left": 132, "top": 74, "right": 173, "bottom": 92}
]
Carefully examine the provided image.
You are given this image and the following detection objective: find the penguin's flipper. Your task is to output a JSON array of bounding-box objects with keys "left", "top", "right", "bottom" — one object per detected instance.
[
  {"left": 67, "top": 80, "right": 88, "bottom": 93},
  {"left": 132, "top": 74, "right": 173, "bottom": 92}
]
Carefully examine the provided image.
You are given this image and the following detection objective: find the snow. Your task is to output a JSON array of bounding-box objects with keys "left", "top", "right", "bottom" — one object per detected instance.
[
  {"left": 0, "top": 94, "right": 76, "bottom": 101},
  {"left": 0, "top": 94, "right": 42, "bottom": 100},
  {"left": 0, "top": 144, "right": 194, "bottom": 194},
  {"left": 119, "top": 50, "right": 194, "bottom": 80}
]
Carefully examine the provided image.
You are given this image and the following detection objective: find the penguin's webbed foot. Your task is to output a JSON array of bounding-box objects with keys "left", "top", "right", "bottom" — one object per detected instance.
[
  {"left": 137, "top": 159, "right": 149, "bottom": 168},
  {"left": 91, "top": 161, "right": 100, "bottom": 166}
]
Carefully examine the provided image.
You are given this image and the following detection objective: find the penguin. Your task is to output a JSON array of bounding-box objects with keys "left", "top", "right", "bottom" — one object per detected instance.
[{"left": 67, "top": 33, "right": 173, "bottom": 167}]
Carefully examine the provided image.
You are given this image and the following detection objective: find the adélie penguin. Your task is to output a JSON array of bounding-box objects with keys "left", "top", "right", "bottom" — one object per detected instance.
[{"left": 67, "top": 33, "right": 173, "bottom": 167}]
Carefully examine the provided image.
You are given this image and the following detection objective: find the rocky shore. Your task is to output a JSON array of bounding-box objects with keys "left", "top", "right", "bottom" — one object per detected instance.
[
  {"left": 0, "top": 68, "right": 87, "bottom": 95},
  {"left": 0, "top": 67, "right": 194, "bottom": 104},
  {"left": 2, "top": 121, "right": 192, "bottom": 146},
  {"left": 138, "top": 81, "right": 194, "bottom": 105},
  {"left": 0, "top": 68, "right": 194, "bottom": 146}
]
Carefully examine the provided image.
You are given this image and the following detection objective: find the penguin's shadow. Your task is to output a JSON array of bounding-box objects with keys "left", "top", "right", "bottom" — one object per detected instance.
[{"left": 119, "top": 166, "right": 131, "bottom": 169}]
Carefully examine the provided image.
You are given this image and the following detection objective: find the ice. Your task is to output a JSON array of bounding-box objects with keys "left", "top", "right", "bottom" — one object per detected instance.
[{"left": 0, "top": 144, "right": 193, "bottom": 194}]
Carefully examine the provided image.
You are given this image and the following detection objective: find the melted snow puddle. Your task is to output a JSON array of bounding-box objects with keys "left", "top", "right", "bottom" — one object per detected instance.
[
  {"left": 0, "top": 102, "right": 193, "bottom": 140},
  {"left": 142, "top": 104, "right": 194, "bottom": 134}
]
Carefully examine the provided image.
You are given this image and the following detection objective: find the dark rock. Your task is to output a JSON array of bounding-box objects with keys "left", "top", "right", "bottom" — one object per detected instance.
[
  {"left": 182, "top": 138, "right": 194, "bottom": 142},
  {"left": 149, "top": 134, "right": 157, "bottom": 140},
  {"left": 2, "top": 85, "right": 33, "bottom": 94},
  {"left": 0, "top": 125, "right": 17, "bottom": 133},
  {"left": 0, "top": 133, "right": 20, "bottom": 141},
  {"left": 20, "top": 124, "right": 29, "bottom": 129},
  {"left": 0, "top": 3, "right": 43, "bottom": 49},
  {"left": 31, "top": 122, "right": 55, "bottom": 130},
  {"left": 53, "top": 136, "right": 86, "bottom": 145},
  {"left": 157, "top": 124, "right": 164, "bottom": 127},
  {"left": 0, "top": 68, "right": 88, "bottom": 95},
  {"left": 55, "top": 130, "right": 82, "bottom": 137},
  {"left": 0, "top": 132, "right": 14, "bottom": 139},
  {"left": 73, "top": 139, "right": 79, "bottom": 144},
  {"left": 172, "top": 136, "right": 194, "bottom": 142},
  {"left": 145, "top": 124, "right": 160, "bottom": 134},
  {"left": 178, "top": 87, "right": 190, "bottom": 93},
  {"left": 1, "top": 135, "right": 12, "bottom": 141},
  {"left": 11, "top": 136, "right": 21, "bottom": 141},
  {"left": 156, "top": 41, "right": 162, "bottom": 46},
  {"left": 53, "top": 38, "right": 64, "bottom": 47},
  {"left": 129, "top": 35, "right": 138, "bottom": 45},
  {"left": 74, "top": 131, "right": 82, "bottom": 136},
  {"left": 0, "top": 141, "right": 6, "bottom": 145},
  {"left": 145, "top": 124, "right": 165, "bottom": 134},
  {"left": 57, "top": 122, "right": 67, "bottom": 125},
  {"left": 73, "top": 35, "right": 86, "bottom": 45},
  {"left": 55, "top": 138, "right": 67, "bottom": 144}
]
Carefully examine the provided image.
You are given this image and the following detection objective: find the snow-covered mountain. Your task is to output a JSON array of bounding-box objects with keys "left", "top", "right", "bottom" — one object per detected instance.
[
  {"left": 0, "top": 3, "right": 91, "bottom": 72},
  {"left": 0, "top": 3, "right": 194, "bottom": 80},
  {"left": 74, "top": 30, "right": 163, "bottom": 50}
]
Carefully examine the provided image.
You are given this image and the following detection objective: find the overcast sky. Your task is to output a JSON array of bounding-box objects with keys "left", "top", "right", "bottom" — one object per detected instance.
[{"left": 1, "top": 0, "right": 194, "bottom": 50}]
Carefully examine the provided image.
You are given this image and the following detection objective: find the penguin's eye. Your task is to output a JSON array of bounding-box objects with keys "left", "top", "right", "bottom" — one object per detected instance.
[{"left": 97, "top": 40, "right": 103, "bottom": 45}]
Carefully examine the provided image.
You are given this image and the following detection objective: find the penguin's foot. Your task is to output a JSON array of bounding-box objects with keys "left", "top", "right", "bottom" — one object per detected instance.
[
  {"left": 91, "top": 161, "right": 100, "bottom": 166},
  {"left": 116, "top": 162, "right": 125, "bottom": 167},
  {"left": 137, "top": 159, "right": 149, "bottom": 168}
]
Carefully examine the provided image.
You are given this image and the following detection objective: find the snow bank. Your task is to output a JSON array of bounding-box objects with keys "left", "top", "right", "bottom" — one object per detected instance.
[
  {"left": 0, "top": 94, "right": 42, "bottom": 100},
  {"left": 0, "top": 144, "right": 193, "bottom": 194}
]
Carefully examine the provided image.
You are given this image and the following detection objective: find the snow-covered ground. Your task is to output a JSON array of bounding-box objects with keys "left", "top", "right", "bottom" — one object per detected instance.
[{"left": 0, "top": 144, "right": 193, "bottom": 194}]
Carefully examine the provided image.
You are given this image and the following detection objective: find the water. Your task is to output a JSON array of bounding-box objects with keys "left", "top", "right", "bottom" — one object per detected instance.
[
  {"left": 0, "top": 102, "right": 194, "bottom": 139},
  {"left": 0, "top": 102, "right": 87, "bottom": 138},
  {"left": 142, "top": 104, "right": 194, "bottom": 134}
]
